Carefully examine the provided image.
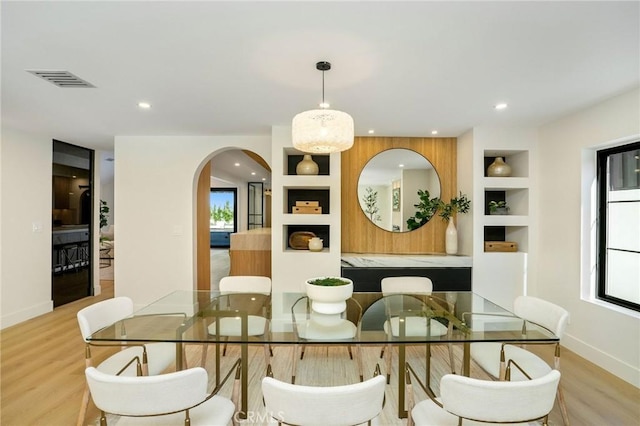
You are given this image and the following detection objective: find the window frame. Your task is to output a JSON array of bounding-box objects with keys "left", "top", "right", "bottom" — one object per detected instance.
[{"left": 595, "top": 141, "right": 640, "bottom": 312}]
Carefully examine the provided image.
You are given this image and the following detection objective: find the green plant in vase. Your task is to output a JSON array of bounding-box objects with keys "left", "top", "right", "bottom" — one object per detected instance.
[
  {"left": 438, "top": 192, "right": 471, "bottom": 222},
  {"left": 438, "top": 192, "right": 471, "bottom": 255}
]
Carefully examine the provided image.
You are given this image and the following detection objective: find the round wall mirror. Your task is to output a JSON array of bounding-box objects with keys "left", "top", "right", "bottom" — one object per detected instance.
[{"left": 357, "top": 149, "right": 441, "bottom": 232}]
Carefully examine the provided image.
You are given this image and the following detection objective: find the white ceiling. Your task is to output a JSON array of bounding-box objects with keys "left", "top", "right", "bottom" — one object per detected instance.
[{"left": 2, "top": 1, "right": 638, "bottom": 153}]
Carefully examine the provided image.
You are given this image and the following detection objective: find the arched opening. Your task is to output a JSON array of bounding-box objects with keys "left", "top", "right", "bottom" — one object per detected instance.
[{"left": 195, "top": 148, "right": 271, "bottom": 291}]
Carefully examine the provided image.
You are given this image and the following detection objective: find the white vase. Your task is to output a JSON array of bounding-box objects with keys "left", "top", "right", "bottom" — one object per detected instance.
[
  {"left": 305, "top": 278, "right": 353, "bottom": 315},
  {"left": 296, "top": 154, "right": 319, "bottom": 175},
  {"left": 308, "top": 237, "right": 323, "bottom": 252},
  {"left": 445, "top": 217, "right": 458, "bottom": 255}
]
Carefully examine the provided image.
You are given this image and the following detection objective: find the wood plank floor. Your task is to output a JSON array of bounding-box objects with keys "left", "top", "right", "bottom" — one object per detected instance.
[{"left": 1, "top": 279, "right": 639, "bottom": 425}]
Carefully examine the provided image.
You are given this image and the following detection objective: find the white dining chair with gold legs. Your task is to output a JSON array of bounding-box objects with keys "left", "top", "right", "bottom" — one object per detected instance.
[
  {"left": 406, "top": 361, "right": 561, "bottom": 426},
  {"left": 262, "top": 365, "right": 386, "bottom": 426},
  {"left": 470, "top": 295, "right": 571, "bottom": 425},
  {"left": 379, "top": 276, "right": 455, "bottom": 383},
  {"left": 85, "top": 361, "right": 240, "bottom": 426},
  {"left": 204, "top": 275, "right": 272, "bottom": 369},
  {"left": 76, "top": 297, "right": 176, "bottom": 426}
]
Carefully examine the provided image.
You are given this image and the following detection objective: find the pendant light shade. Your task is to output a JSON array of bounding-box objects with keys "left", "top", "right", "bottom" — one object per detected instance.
[{"left": 292, "top": 61, "right": 354, "bottom": 154}]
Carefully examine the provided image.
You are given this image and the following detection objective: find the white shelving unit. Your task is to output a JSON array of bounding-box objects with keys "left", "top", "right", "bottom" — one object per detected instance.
[
  {"left": 271, "top": 126, "right": 342, "bottom": 295},
  {"left": 459, "top": 127, "right": 538, "bottom": 310}
]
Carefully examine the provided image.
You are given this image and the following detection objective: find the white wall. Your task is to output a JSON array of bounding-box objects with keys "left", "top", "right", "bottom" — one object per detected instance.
[
  {"left": 113, "top": 136, "right": 270, "bottom": 307},
  {"left": 0, "top": 128, "right": 53, "bottom": 327},
  {"left": 538, "top": 87, "right": 640, "bottom": 387}
]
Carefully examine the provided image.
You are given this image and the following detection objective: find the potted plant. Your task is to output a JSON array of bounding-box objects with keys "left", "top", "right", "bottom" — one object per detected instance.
[
  {"left": 305, "top": 276, "right": 353, "bottom": 315},
  {"left": 488, "top": 200, "right": 510, "bottom": 215},
  {"left": 437, "top": 192, "right": 471, "bottom": 255}
]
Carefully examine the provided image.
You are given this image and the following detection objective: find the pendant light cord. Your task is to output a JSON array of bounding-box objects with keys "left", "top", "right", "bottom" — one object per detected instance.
[{"left": 321, "top": 69, "right": 325, "bottom": 107}]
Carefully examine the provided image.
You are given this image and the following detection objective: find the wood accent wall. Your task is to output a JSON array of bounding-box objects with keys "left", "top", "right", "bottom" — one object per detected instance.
[
  {"left": 341, "top": 137, "right": 457, "bottom": 254},
  {"left": 196, "top": 162, "right": 211, "bottom": 290}
]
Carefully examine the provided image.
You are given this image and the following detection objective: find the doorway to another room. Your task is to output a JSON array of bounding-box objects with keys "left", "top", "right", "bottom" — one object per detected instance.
[{"left": 200, "top": 149, "right": 271, "bottom": 291}]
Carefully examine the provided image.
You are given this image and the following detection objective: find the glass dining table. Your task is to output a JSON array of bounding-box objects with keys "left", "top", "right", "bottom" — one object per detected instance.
[{"left": 87, "top": 290, "right": 558, "bottom": 419}]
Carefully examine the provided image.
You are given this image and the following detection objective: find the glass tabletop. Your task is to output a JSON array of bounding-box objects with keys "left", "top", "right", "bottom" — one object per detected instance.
[{"left": 87, "top": 290, "right": 559, "bottom": 345}]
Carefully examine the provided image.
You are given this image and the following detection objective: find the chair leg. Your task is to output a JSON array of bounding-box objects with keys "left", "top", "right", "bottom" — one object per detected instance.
[
  {"left": 291, "top": 343, "right": 299, "bottom": 383},
  {"left": 354, "top": 344, "right": 363, "bottom": 382},
  {"left": 447, "top": 342, "right": 456, "bottom": 374},
  {"left": 76, "top": 385, "right": 90, "bottom": 426},
  {"left": 99, "top": 410, "right": 107, "bottom": 426},
  {"left": 263, "top": 344, "right": 271, "bottom": 368},
  {"left": 557, "top": 383, "right": 571, "bottom": 425},
  {"left": 200, "top": 343, "right": 208, "bottom": 368},
  {"left": 385, "top": 343, "right": 392, "bottom": 384}
]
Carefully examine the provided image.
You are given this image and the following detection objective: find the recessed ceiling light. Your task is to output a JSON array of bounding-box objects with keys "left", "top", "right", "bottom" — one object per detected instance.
[
  {"left": 138, "top": 102, "right": 151, "bottom": 109},
  {"left": 494, "top": 103, "right": 508, "bottom": 110},
  {"left": 431, "top": 130, "right": 438, "bottom": 135},
  {"left": 234, "top": 163, "right": 240, "bottom": 167},
  {"left": 398, "top": 164, "right": 405, "bottom": 168},
  {"left": 251, "top": 172, "right": 256, "bottom": 176},
  {"left": 262, "top": 178, "right": 266, "bottom": 181},
  {"left": 368, "top": 129, "right": 375, "bottom": 134}
]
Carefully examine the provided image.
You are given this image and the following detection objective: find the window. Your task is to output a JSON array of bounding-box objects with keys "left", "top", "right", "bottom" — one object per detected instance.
[{"left": 596, "top": 141, "right": 640, "bottom": 311}]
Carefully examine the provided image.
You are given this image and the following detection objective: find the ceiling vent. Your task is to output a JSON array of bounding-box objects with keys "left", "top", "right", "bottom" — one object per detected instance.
[{"left": 26, "top": 70, "right": 95, "bottom": 88}]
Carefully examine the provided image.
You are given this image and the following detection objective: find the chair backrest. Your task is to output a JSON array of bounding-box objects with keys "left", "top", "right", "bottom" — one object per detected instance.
[
  {"left": 219, "top": 276, "right": 271, "bottom": 295},
  {"left": 262, "top": 374, "right": 386, "bottom": 426},
  {"left": 514, "top": 296, "right": 570, "bottom": 338},
  {"left": 77, "top": 297, "right": 133, "bottom": 341},
  {"left": 85, "top": 366, "right": 208, "bottom": 416},
  {"left": 440, "top": 369, "right": 561, "bottom": 423},
  {"left": 381, "top": 276, "right": 433, "bottom": 295}
]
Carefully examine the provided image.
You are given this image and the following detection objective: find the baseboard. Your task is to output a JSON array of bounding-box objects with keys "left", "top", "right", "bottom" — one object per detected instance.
[
  {"left": 563, "top": 332, "right": 640, "bottom": 388},
  {"left": 0, "top": 300, "right": 53, "bottom": 330}
]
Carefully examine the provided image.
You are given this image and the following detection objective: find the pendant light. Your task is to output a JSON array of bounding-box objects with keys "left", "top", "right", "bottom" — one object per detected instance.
[{"left": 292, "top": 61, "right": 354, "bottom": 153}]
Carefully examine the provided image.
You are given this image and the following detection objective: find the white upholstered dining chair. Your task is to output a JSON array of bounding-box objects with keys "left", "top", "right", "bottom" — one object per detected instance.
[
  {"left": 406, "top": 362, "right": 561, "bottom": 426},
  {"left": 85, "top": 365, "right": 238, "bottom": 425},
  {"left": 470, "top": 295, "right": 570, "bottom": 425},
  {"left": 76, "top": 297, "right": 176, "bottom": 426},
  {"left": 379, "top": 276, "right": 454, "bottom": 382},
  {"left": 204, "top": 275, "right": 272, "bottom": 368},
  {"left": 262, "top": 369, "right": 386, "bottom": 426},
  {"left": 290, "top": 296, "right": 364, "bottom": 384}
]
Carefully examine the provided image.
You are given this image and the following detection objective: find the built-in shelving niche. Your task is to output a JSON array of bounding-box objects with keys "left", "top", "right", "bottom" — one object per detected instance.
[
  {"left": 285, "top": 154, "right": 330, "bottom": 176},
  {"left": 483, "top": 150, "right": 529, "bottom": 178},
  {"left": 284, "top": 188, "right": 330, "bottom": 214},
  {"left": 283, "top": 225, "right": 330, "bottom": 252}
]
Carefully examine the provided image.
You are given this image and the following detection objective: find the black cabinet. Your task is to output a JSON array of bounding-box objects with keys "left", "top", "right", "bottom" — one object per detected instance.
[{"left": 341, "top": 267, "right": 472, "bottom": 292}]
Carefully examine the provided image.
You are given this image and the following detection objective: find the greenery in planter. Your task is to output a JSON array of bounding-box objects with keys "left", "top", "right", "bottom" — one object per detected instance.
[
  {"left": 488, "top": 200, "right": 510, "bottom": 214},
  {"left": 307, "top": 277, "right": 351, "bottom": 287},
  {"left": 406, "top": 189, "right": 441, "bottom": 231},
  {"left": 438, "top": 192, "right": 471, "bottom": 222}
]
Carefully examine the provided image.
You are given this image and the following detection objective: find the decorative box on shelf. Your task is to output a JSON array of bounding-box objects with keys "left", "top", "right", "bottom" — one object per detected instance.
[
  {"left": 292, "top": 201, "right": 321, "bottom": 214},
  {"left": 484, "top": 241, "right": 518, "bottom": 252}
]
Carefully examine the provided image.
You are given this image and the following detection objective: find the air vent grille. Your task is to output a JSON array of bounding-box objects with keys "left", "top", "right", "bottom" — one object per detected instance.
[{"left": 26, "top": 70, "right": 95, "bottom": 88}]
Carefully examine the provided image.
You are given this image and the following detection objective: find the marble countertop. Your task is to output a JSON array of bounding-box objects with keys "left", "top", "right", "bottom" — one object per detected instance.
[{"left": 341, "top": 253, "right": 472, "bottom": 268}]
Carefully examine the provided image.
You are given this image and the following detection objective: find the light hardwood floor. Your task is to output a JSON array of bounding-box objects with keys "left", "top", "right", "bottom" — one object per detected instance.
[{"left": 1, "top": 278, "right": 639, "bottom": 425}]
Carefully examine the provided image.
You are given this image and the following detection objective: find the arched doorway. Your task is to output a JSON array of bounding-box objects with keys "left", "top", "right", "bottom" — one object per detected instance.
[{"left": 195, "top": 149, "right": 271, "bottom": 291}]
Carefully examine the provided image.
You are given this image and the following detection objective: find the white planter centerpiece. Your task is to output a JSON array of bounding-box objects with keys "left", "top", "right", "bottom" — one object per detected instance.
[{"left": 305, "top": 277, "right": 353, "bottom": 315}]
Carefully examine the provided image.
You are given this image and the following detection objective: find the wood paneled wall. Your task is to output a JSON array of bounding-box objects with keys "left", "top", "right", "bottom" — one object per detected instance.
[{"left": 341, "top": 137, "right": 457, "bottom": 254}]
